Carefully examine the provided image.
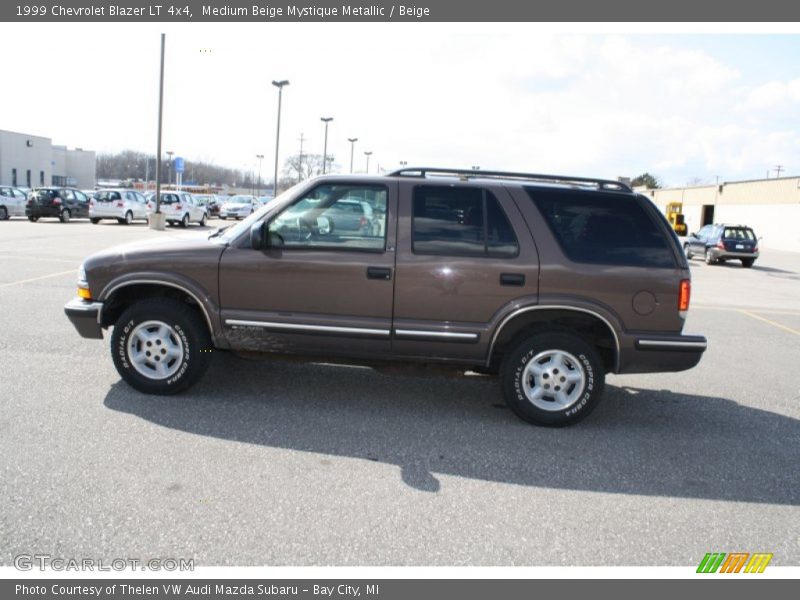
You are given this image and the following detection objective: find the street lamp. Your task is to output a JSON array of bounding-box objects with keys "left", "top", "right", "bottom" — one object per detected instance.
[
  {"left": 271, "top": 80, "right": 289, "bottom": 194},
  {"left": 320, "top": 117, "right": 333, "bottom": 174},
  {"left": 256, "top": 154, "right": 264, "bottom": 196},
  {"left": 471, "top": 165, "right": 480, "bottom": 171},
  {"left": 364, "top": 151, "right": 372, "bottom": 174},
  {"left": 399, "top": 161, "right": 407, "bottom": 168},
  {"left": 166, "top": 150, "right": 174, "bottom": 186},
  {"left": 347, "top": 137, "right": 358, "bottom": 173}
]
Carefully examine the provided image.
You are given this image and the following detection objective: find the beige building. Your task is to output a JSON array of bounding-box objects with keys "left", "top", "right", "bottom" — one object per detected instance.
[
  {"left": 639, "top": 176, "right": 800, "bottom": 252},
  {"left": 0, "top": 129, "right": 96, "bottom": 189}
]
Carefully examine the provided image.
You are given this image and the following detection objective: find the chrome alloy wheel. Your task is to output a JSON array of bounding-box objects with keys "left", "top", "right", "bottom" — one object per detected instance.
[
  {"left": 521, "top": 349, "right": 586, "bottom": 411},
  {"left": 126, "top": 320, "right": 185, "bottom": 380}
]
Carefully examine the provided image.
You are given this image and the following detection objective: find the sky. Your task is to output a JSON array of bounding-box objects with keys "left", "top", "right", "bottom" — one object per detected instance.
[{"left": 2, "top": 23, "right": 800, "bottom": 187}]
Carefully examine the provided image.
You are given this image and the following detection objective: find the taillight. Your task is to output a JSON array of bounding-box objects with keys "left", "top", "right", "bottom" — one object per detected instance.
[
  {"left": 359, "top": 216, "right": 368, "bottom": 226},
  {"left": 753, "top": 245, "right": 759, "bottom": 253},
  {"left": 116, "top": 201, "right": 124, "bottom": 207},
  {"left": 52, "top": 198, "right": 61, "bottom": 205},
  {"left": 679, "top": 279, "right": 691, "bottom": 313},
  {"left": 716, "top": 240, "right": 725, "bottom": 250},
  {"left": 175, "top": 204, "right": 182, "bottom": 210},
  {"left": 90, "top": 200, "right": 95, "bottom": 206}
]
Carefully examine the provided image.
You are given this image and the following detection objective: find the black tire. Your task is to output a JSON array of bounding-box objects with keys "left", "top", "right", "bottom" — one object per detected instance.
[
  {"left": 28, "top": 216, "right": 39, "bottom": 222},
  {"left": 705, "top": 249, "right": 716, "bottom": 265},
  {"left": 742, "top": 258, "right": 755, "bottom": 268},
  {"left": 0, "top": 206, "right": 8, "bottom": 220},
  {"left": 90, "top": 218, "right": 101, "bottom": 224},
  {"left": 683, "top": 243, "right": 692, "bottom": 259},
  {"left": 501, "top": 331, "right": 605, "bottom": 427},
  {"left": 124, "top": 211, "right": 133, "bottom": 225},
  {"left": 111, "top": 298, "right": 213, "bottom": 395},
  {"left": 220, "top": 216, "right": 227, "bottom": 220},
  {"left": 60, "top": 209, "right": 71, "bottom": 223},
  {"left": 200, "top": 212, "right": 207, "bottom": 227},
  {"left": 180, "top": 214, "right": 189, "bottom": 228}
]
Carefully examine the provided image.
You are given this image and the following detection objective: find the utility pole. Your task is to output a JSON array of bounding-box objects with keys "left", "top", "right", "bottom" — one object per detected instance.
[
  {"left": 154, "top": 34, "right": 165, "bottom": 220},
  {"left": 775, "top": 164, "right": 784, "bottom": 178},
  {"left": 271, "top": 79, "right": 289, "bottom": 194},
  {"left": 364, "top": 151, "right": 372, "bottom": 174},
  {"left": 298, "top": 133, "right": 306, "bottom": 181}
]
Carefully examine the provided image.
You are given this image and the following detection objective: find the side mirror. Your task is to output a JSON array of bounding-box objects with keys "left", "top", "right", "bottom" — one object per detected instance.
[
  {"left": 250, "top": 221, "right": 267, "bottom": 250},
  {"left": 689, "top": 232, "right": 696, "bottom": 238}
]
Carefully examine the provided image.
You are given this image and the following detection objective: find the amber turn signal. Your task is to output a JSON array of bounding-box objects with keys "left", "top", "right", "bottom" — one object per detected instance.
[{"left": 78, "top": 287, "right": 92, "bottom": 300}]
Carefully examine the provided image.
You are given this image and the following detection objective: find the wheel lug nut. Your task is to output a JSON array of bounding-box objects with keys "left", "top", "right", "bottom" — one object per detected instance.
[{"left": 561, "top": 377, "right": 566, "bottom": 382}]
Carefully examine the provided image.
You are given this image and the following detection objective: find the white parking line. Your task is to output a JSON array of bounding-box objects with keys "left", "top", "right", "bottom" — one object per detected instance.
[{"left": 0, "top": 269, "right": 76, "bottom": 288}]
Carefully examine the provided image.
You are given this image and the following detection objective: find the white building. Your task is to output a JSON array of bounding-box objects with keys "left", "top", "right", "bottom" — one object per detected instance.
[
  {"left": 639, "top": 176, "right": 800, "bottom": 252},
  {"left": 0, "top": 129, "right": 96, "bottom": 189}
]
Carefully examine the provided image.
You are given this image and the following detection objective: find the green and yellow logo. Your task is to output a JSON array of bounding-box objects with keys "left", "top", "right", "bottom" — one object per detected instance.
[{"left": 697, "top": 552, "right": 773, "bottom": 573}]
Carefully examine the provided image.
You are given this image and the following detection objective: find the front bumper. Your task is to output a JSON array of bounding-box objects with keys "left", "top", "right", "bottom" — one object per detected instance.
[
  {"left": 64, "top": 297, "right": 104, "bottom": 339},
  {"left": 618, "top": 333, "right": 707, "bottom": 374}
]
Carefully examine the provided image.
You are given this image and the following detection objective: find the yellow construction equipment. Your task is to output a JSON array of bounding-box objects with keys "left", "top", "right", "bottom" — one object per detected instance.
[{"left": 666, "top": 202, "right": 687, "bottom": 236}]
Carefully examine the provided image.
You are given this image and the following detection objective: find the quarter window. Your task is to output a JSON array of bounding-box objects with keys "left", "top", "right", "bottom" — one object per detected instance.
[
  {"left": 268, "top": 184, "right": 387, "bottom": 251},
  {"left": 412, "top": 186, "right": 519, "bottom": 258},
  {"left": 526, "top": 187, "right": 675, "bottom": 268}
]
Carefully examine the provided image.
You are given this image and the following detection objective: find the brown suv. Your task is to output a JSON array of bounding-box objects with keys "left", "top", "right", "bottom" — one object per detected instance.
[{"left": 65, "top": 168, "right": 706, "bottom": 426}]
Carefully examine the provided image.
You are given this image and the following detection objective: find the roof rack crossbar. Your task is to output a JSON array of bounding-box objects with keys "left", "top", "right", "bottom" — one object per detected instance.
[{"left": 386, "top": 167, "right": 632, "bottom": 192}]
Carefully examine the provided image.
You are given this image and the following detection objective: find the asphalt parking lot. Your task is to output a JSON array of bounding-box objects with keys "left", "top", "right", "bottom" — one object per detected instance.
[{"left": 1, "top": 218, "right": 798, "bottom": 567}]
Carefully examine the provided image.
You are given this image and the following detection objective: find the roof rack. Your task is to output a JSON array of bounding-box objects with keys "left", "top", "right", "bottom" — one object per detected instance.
[{"left": 386, "top": 167, "right": 632, "bottom": 192}]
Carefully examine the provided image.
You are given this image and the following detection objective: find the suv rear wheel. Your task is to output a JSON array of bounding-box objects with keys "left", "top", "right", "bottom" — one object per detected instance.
[
  {"left": 180, "top": 214, "right": 189, "bottom": 228},
  {"left": 501, "top": 331, "right": 605, "bottom": 426},
  {"left": 60, "top": 209, "right": 71, "bottom": 223},
  {"left": 0, "top": 206, "right": 8, "bottom": 220},
  {"left": 111, "top": 298, "right": 212, "bottom": 395},
  {"left": 741, "top": 258, "right": 755, "bottom": 268},
  {"left": 704, "top": 249, "right": 716, "bottom": 265}
]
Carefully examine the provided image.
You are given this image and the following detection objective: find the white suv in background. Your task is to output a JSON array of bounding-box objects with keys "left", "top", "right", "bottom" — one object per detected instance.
[
  {"left": 0, "top": 186, "right": 28, "bottom": 219},
  {"left": 89, "top": 189, "right": 149, "bottom": 225},
  {"left": 147, "top": 192, "right": 208, "bottom": 227}
]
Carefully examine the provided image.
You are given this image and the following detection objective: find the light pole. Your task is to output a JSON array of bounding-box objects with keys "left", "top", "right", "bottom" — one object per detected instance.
[
  {"left": 272, "top": 80, "right": 289, "bottom": 194},
  {"left": 256, "top": 154, "right": 264, "bottom": 196},
  {"left": 166, "top": 150, "right": 174, "bottom": 187},
  {"left": 347, "top": 137, "right": 358, "bottom": 173},
  {"left": 154, "top": 33, "right": 166, "bottom": 222},
  {"left": 321, "top": 117, "right": 333, "bottom": 174},
  {"left": 364, "top": 151, "right": 372, "bottom": 174},
  {"left": 399, "top": 161, "right": 407, "bottom": 168}
]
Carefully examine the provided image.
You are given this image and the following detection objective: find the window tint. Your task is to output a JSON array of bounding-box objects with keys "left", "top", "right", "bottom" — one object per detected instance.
[
  {"left": 269, "top": 184, "right": 387, "bottom": 251},
  {"left": 412, "top": 186, "right": 519, "bottom": 258},
  {"left": 526, "top": 187, "right": 675, "bottom": 268}
]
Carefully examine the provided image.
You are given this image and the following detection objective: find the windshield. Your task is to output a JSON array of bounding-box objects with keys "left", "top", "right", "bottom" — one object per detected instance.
[
  {"left": 215, "top": 183, "right": 305, "bottom": 244},
  {"left": 228, "top": 195, "right": 253, "bottom": 203}
]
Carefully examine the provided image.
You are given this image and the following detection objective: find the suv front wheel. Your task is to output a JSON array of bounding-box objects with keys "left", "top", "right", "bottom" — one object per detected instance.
[
  {"left": 501, "top": 331, "right": 605, "bottom": 426},
  {"left": 111, "top": 298, "right": 212, "bottom": 395}
]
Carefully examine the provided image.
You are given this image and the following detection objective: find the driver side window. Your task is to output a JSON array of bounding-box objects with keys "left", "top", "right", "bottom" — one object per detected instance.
[{"left": 268, "top": 184, "right": 388, "bottom": 251}]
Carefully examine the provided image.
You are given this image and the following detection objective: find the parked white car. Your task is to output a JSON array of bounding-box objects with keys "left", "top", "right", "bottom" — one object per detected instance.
[
  {"left": 147, "top": 192, "right": 208, "bottom": 227},
  {"left": 89, "top": 189, "right": 149, "bottom": 225},
  {"left": 219, "top": 195, "right": 257, "bottom": 220},
  {"left": 0, "top": 186, "right": 28, "bottom": 219}
]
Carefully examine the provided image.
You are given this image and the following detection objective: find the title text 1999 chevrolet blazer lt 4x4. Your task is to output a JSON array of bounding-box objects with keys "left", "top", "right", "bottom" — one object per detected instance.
[{"left": 65, "top": 168, "right": 707, "bottom": 426}]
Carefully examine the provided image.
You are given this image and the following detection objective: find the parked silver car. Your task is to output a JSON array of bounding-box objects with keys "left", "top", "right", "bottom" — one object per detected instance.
[
  {"left": 219, "top": 195, "right": 257, "bottom": 220},
  {"left": 90, "top": 189, "right": 149, "bottom": 225},
  {"left": 0, "top": 186, "right": 28, "bottom": 219}
]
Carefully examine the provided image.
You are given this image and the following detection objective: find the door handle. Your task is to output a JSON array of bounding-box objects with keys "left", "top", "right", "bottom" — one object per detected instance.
[
  {"left": 367, "top": 267, "right": 392, "bottom": 280},
  {"left": 500, "top": 273, "right": 525, "bottom": 286}
]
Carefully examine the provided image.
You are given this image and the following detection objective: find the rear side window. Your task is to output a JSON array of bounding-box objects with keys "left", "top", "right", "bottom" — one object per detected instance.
[
  {"left": 412, "top": 185, "right": 519, "bottom": 258},
  {"left": 526, "top": 187, "right": 675, "bottom": 268},
  {"left": 722, "top": 227, "right": 755, "bottom": 241}
]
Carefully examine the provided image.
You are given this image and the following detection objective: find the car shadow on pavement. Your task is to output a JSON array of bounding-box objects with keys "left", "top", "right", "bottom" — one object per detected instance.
[{"left": 103, "top": 352, "right": 799, "bottom": 504}]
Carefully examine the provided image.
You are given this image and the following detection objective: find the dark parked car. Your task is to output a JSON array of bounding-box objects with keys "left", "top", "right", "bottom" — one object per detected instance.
[
  {"left": 65, "top": 167, "right": 706, "bottom": 427},
  {"left": 684, "top": 224, "right": 760, "bottom": 267},
  {"left": 26, "top": 187, "right": 90, "bottom": 222}
]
